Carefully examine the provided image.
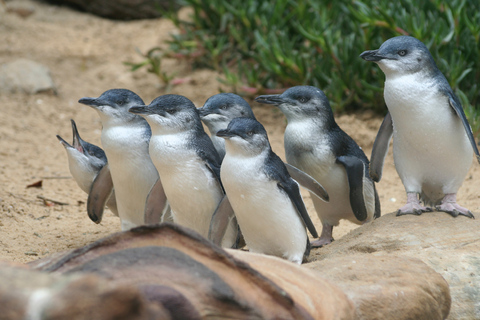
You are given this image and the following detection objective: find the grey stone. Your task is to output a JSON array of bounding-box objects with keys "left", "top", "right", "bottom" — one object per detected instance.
[
  {"left": 0, "top": 59, "right": 56, "bottom": 95},
  {"left": 309, "top": 212, "right": 480, "bottom": 320}
]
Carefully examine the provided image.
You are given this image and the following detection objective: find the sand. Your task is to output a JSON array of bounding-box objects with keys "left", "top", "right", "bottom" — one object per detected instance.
[{"left": 1, "top": 0, "right": 479, "bottom": 264}]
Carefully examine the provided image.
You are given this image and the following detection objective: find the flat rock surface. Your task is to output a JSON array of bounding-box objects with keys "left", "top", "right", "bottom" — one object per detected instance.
[
  {"left": 306, "top": 254, "right": 450, "bottom": 320},
  {"left": 309, "top": 212, "right": 480, "bottom": 320}
]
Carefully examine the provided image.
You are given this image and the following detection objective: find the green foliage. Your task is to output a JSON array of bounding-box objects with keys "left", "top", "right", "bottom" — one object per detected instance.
[
  {"left": 161, "top": 0, "right": 480, "bottom": 132},
  {"left": 124, "top": 47, "right": 176, "bottom": 90}
]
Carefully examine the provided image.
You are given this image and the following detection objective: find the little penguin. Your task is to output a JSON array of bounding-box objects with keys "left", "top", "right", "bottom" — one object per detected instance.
[
  {"left": 199, "top": 93, "right": 329, "bottom": 246},
  {"left": 217, "top": 117, "right": 319, "bottom": 264},
  {"left": 56, "top": 119, "right": 118, "bottom": 218},
  {"left": 360, "top": 35, "right": 480, "bottom": 218},
  {"left": 129, "top": 94, "right": 238, "bottom": 248},
  {"left": 255, "top": 86, "right": 381, "bottom": 247},
  {"left": 198, "top": 93, "right": 256, "bottom": 161},
  {"left": 78, "top": 89, "right": 167, "bottom": 230}
]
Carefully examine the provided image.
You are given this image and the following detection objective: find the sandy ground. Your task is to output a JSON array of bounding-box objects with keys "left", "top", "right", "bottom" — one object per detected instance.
[{"left": 1, "top": 0, "right": 479, "bottom": 264}]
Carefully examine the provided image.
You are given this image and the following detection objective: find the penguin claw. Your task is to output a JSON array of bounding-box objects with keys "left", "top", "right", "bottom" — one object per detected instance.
[
  {"left": 436, "top": 205, "right": 475, "bottom": 219},
  {"left": 396, "top": 205, "right": 431, "bottom": 216},
  {"left": 311, "top": 238, "right": 334, "bottom": 248}
]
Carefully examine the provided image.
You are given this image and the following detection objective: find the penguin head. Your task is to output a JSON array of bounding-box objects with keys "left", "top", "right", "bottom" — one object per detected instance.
[
  {"left": 56, "top": 119, "right": 107, "bottom": 172},
  {"left": 217, "top": 117, "right": 270, "bottom": 156},
  {"left": 199, "top": 93, "right": 256, "bottom": 134},
  {"left": 129, "top": 94, "right": 203, "bottom": 134},
  {"left": 78, "top": 89, "right": 145, "bottom": 123},
  {"left": 360, "top": 36, "right": 437, "bottom": 76},
  {"left": 255, "top": 86, "right": 335, "bottom": 125}
]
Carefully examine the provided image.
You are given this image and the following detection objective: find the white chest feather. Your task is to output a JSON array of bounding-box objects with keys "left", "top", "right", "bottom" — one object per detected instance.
[
  {"left": 149, "top": 133, "right": 223, "bottom": 238},
  {"left": 66, "top": 150, "right": 97, "bottom": 194},
  {"left": 384, "top": 73, "right": 473, "bottom": 196},
  {"left": 101, "top": 125, "right": 158, "bottom": 228},
  {"left": 221, "top": 151, "right": 307, "bottom": 263},
  {"left": 284, "top": 121, "right": 353, "bottom": 223}
]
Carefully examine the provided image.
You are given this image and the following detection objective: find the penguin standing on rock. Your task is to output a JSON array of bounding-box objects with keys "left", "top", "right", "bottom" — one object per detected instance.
[
  {"left": 217, "top": 117, "right": 318, "bottom": 264},
  {"left": 360, "top": 36, "right": 480, "bottom": 218},
  {"left": 256, "top": 86, "right": 381, "bottom": 248}
]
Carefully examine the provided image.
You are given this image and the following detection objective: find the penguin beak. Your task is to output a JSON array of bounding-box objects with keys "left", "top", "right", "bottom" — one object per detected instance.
[
  {"left": 359, "top": 50, "right": 386, "bottom": 62},
  {"left": 56, "top": 119, "right": 85, "bottom": 153},
  {"left": 78, "top": 97, "right": 110, "bottom": 108},
  {"left": 254, "top": 95, "right": 286, "bottom": 106},
  {"left": 216, "top": 129, "right": 236, "bottom": 139},
  {"left": 56, "top": 134, "right": 72, "bottom": 149},
  {"left": 128, "top": 105, "right": 156, "bottom": 116},
  {"left": 70, "top": 119, "right": 85, "bottom": 153},
  {"left": 197, "top": 107, "right": 210, "bottom": 118}
]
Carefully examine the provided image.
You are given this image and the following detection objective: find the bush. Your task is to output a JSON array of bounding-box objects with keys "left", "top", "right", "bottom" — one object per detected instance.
[{"left": 149, "top": 0, "right": 480, "bottom": 131}]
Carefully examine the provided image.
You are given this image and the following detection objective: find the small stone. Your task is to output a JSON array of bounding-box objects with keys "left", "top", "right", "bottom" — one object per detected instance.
[{"left": 0, "top": 59, "right": 57, "bottom": 95}]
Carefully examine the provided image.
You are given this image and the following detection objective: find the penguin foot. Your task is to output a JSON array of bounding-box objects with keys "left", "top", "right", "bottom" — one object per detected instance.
[
  {"left": 436, "top": 194, "right": 474, "bottom": 219},
  {"left": 396, "top": 193, "right": 432, "bottom": 216},
  {"left": 396, "top": 203, "right": 432, "bottom": 216},
  {"left": 311, "top": 223, "right": 334, "bottom": 248},
  {"left": 311, "top": 237, "right": 334, "bottom": 248}
]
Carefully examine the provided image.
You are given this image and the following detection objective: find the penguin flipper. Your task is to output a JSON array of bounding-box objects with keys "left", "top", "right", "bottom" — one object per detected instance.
[
  {"left": 446, "top": 93, "right": 480, "bottom": 164},
  {"left": 277, "top": 181, "right": 318, "bottom": 238},
  {"left": 336, "top": 155, "right": 368, "bottom": 222},
  {"left": 205, "top": 161, "right": 224, "bottom": 192},
  {"left": 208, "top": 195, "right": 235, "bottom": 246},
  {"left": 370, "top": 112, "right": 393, "bottom": 182},
  {"left": 144, "top": 178, "right": 168, "bottom": 225},
  {"left": 284, "top": 163, "right": 329, "bottom": 202},
  {"left": 87, "top": 164, "right": 113, "bottom": 224}
]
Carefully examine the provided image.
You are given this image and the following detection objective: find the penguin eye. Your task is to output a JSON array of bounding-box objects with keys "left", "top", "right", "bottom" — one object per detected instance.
[
  {"left": 398, "top": 50, "right": 407, "bottom": 56},
  {"left": 246, "top": 131, "right": 254, "bottom": 136},
  {"left": 298, "top": 97, "right": 309, "bottom": 103},
  {"left": 166, "top": 109, "right": 176, "bottom": 115},
  {"left": 220, "top": 105, "right": 227, "bottom": 110}
]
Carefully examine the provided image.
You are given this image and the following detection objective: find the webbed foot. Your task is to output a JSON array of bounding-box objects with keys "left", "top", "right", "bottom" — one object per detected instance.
[
  {"left": 396, "top": 192, "right": 432, "bottom": 216},
  {"left": 311, "top": 224, "right": 334, "bottom": 248},
  {"left": 436, "top": 193, "right": 474, "bottom": 219}
]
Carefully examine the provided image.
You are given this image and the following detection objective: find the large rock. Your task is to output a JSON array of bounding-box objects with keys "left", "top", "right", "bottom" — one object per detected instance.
[
  {"left": 0, "top": 261, "right": 163, "bottom": 320},
  {"left": 31, "top": 224, "right": 356, "bottom": 320},
  {"left": 44, "top": 0, "right": 181, "bottom": 20},
  {"left": 309, "top": 212, "right": 480, "bottom": 320},
  {"left": 0, "top": 59, "right": 56, "bottom": 95},
  {"left": 306, "top": 255, "right": 450, "bottom": 320},
  {"left": 28, "top": 223, "right": 452, "bottom": 319}
]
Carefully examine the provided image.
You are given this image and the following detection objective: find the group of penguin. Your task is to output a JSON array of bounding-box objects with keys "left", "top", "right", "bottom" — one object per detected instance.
[{"left": 57, "top": 36, "right": 480, "bottom": 264}]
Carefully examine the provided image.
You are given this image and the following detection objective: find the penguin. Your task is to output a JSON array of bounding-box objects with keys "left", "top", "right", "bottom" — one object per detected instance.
[
  {"left": 217, "top": 117, "right": 318, "bottom": 264},
  {"left": 255, "top": 86, "right": 381, "bottom": 247},
  {"left": 78, "top": 89, "right": 167, "bottom": 230},
  {"left": 128, "top": 94, "right": 238, "bottom": 247},
  {"left": 56, "top": 119, "right": 118, "bottom": 218},
  {"left": 360, "top": 35, "right": 480, "bottom": 218},
  {"left": 199, "top": 93, "right": 329, "bottom": 246},
  {"left": 198, "top": 93, "right": 256, "bottom": 160}
]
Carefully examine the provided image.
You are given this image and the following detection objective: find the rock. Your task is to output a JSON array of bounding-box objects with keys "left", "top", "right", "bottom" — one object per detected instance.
[
  {"left": 29, "top": 223, "right": 454, "bottom": 319},
  {"left": 0, "top": 59, "right": 56, "bottom": 95},
  {"left": 309, "top": 211, "right": 480, "bottom": 320},
  {"left": 31, "top": 223, "right": 356, "bottom": 320},
  {"left": 44, "top": 0, "right": 181, "bottom": 20},
  {"left": 306, "top": 255, "right": 451, "bottom": 320},
  {"left": 0, "top": 262, "right": 165, "bottom": 320}
]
